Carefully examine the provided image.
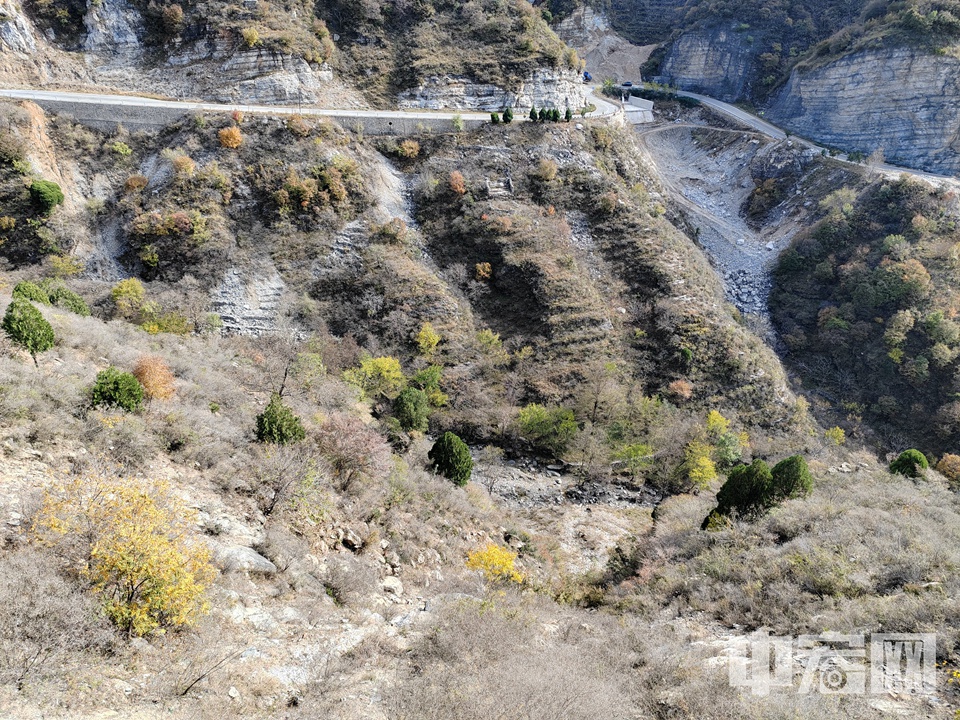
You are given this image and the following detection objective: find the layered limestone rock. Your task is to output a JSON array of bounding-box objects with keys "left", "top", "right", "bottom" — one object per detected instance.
[
  {"left": 768, "top": 48, "right": 960, "bottom": 175},
  {"left": 397, "top": 68, "right": 587, "bottom": 112},
  {"left": 83, "top": 0, "right": 144, "bottom": 61},
  {"left": 659, "top": 28, "right": 755, "bottom": 102}
]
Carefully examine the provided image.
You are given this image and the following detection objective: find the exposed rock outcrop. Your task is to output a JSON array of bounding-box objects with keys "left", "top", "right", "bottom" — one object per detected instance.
[
  {"left": 397, "top": 68, "right": 587, "bottom": 112},
  {"left": 658, "top": 28, "right": 755, "bottom": 102},
  {"left": 0, "top": 0, "right": 89, "bottom": 84},
  {"left": 83, "top": 0, "right": 144, "bottom": 62},
  {"left": 768, "top": 47, "right": 960, "bottom": 175},
  {"left": 556, "top": 5, "right": 655, "bottom": 83}
]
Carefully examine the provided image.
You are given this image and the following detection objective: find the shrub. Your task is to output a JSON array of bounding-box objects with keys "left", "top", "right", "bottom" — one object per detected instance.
[
  {"left": 91, "top": 367, "right": 145, "bottom": 412},
  {"left": 475, "top": 262, "right": 492, "bottom": 281},
  {"left": 770, "top": 455, "right": 813, "bottom": 500},
  {"left": 711, "top": 459, "right": 774, "bottom": 522},
  {"left": 503, "top": 107, "right": 514, "bottom": 123},
  {"left": 411, "top": 364, "right": 448, "bottom": 407},
  {"left": 133, "top": 355, "right": 175, "bottom": 402},
  {"left": 684, "top": 441, "right": 717, "bottom": 490},
  {"left": 517, "top": 403, "right": 578, "bottom": 456},
  {"left": 937, "top": 454, "right": 960, "bottom": 487},
  {"left": 2, "top": 298, "right": 54, "bottom": 366},
  {"left": 110, "top": 278, "right": 146, "bottom": 317},
  {"left": 452, "top": 113, "right": 464, "bottom": 132},
  {"left": 49, "top": 254, "right": 84, "bottom": 278},
  {"left": 316, "top": 413, "right": 392, "bottom": 490},
  {"left": 0, "top": 547, "right": 111, "bottom": 690},
  {"left": 241, "top": 26, "right": 261, "bottom": 47},
  {"left": 111, "top": 141, "right": 132, "bottom": 157},
  {"left": 43, "top": 281, "right": 90, "bottom": 316},
  {"left": 12, "top": 280, "right": 49, "bottom": 304},
  {"left": 343, "top": 355, "right": 405, "bottom": 399},
  {"left": 34, "top": 474, "right": 215, "bottom": 637},
  {"left": 889, "top": 449, "right": 929, "bottom": 478},
  {"left": 256, "top": 393, "right": 306, "bottom": 445},
  {"left": 491, "top": 112, "right": 500, "bottom": 124},
  {"left": 416, "top": 321, "right": 441, "bottom": 357},
  {"left": 429, "top": 431, "right": 473, "bottom": 486},
  {"left": 466, "top": 544, "right": 523, "bottom": 584},
  {"left": 449, "top": 170, "right": 466, "bottom": 196},
  {"left": 218, "top": 126, "right": 243, "bottom": 149},
  {"left": 171, "top": 154, "right": 196, "bottom": 175},
  {"left": 397, "top": 139, "right": 420, "bottom": 158},
  {"left": 29, "top": 180, "right": 64, "bottom": 215},
  {"left": 286, "top": 114, "right": 311, "bottom": 137},
  {"left": 124, "top": 174, "right": 148, "bottom": 193},
  {"left": 394, "top": 387, "right": 430, "bottom": 432},
  {"left": 824, "top": 426, "right": 846, "bottom": 445}
]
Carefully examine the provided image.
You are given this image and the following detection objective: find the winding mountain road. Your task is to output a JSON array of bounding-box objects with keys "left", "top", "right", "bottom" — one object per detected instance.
[
  {"left": 676, "top": 89, "right": 959, "bottom": 185},
  {"left": 0, "top": 86, "right": 620, "bottom": 124}
]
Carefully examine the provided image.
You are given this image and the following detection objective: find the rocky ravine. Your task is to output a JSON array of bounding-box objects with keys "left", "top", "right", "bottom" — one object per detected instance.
[{"left": 768, "top": 47, "right": 960, "bottom": 175}]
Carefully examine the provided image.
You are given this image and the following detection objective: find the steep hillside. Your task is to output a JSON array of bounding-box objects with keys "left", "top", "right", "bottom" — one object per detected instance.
[{"left": 772, "top": 175, "right": 960, "bottom": 457}]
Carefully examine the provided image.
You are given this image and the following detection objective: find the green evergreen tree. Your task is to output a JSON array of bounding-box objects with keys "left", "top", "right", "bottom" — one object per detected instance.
[
  {"left": 394, "top": 387, "right": 430, "bottom": 432},
  {"left": 714, "top": 459, "right": 774, "bottom": 519},
  {"left": 771, "top": 455, "right": 813, "bottom": 500},
  {"left": 2, "top": 298, "right": 54, "bottom": 366},
  {"left": 503, "top": 107, "right": 514, "bottom": 124},
  {"left": 564, "top": 107, "right": 573, "bottom": 122},
  {"left": 889, "top": 449, "right": 929, "bottom": 478},
  {"left": 538, "top": 108, "right": 548, "bottom": 122},
  {"left": 428, "top": 431, "right": 473, "bottom": 486},
  {"left": 91, "top": 367, "right": 145, "bottom": 412},
  {"left": 529, "top": 106, "right": 538, "bottom": 122},
  {"left": 490, "top": 112, "right": 500, "bottom": 124},
  {"left": 255, "top": 393, "right": 306, "bottom": 445},
  {"left": 550, "top": 108, "right": 561, "bottom": 122},
  {"left": 29, "top": 180, "right": 64, "bottom": 215}
]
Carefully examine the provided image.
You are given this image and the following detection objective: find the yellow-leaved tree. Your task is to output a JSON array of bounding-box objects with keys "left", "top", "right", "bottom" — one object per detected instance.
[
  {"left": 466, "top": 543, "right": 523, "bottom": 584},
  {"left": 34, "top": 473, "right": 215, "bottom": 636}
]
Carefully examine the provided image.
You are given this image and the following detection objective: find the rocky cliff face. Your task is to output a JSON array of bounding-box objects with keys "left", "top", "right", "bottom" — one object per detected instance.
[
  {"left": 659, "top": 28, "right": 755, "bottom": 102},
  {"left": 555, "top": 6, "right": 654, "bottom": 84},
  {"left": 0, "top": 0, "right": 89, "bottom": 84},
  {"left": 397, "top": 68, "right": 586, "bottom": 112},
  {"left": 768, "top": 48, "right": 960, "bottom": 175},
  {"left": 83, "top": 0, "right": 144, "bottom": 62}
]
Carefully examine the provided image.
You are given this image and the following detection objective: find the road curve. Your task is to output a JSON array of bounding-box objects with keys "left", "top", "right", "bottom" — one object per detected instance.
[
  {"left": 0, "top": 86, "right": 620, "bottom": 121},
  {"left": 675, "top": 89, "right": 959, "bottom": 185}
]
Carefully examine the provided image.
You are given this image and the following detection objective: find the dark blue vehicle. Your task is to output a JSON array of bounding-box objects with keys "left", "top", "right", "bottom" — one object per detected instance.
[{"left": 583, "top": 71, "right": 592, "bottom": 82}]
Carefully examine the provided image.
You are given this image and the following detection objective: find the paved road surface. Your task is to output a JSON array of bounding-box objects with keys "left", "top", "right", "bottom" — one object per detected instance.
[
  {"left": 676, "top": 89, "right": 959, "bottom": 185},
  {"left": 0, "top": 86, "right": 619, "bottom": 120}
]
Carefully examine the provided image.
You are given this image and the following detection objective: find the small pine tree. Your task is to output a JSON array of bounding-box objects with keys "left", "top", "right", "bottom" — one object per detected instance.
[
  {"left": 503, "top": 107, "right": 514, "bottom": 124},
  {"left": 714, "top": 459, "right": 773, "bottom": 519},
  {"left": 29, "top": 180, "right": 64, "bottom": 215},
  {"left": 490, "top": 112, "right": 500, "bottom": 124},
  {"left": 428, "top": 431, "right": 473, "bottom": 486},
  {"left": 564, "top": 107, "right": 573, "bottom": 122},
  {"left": 538, "top": 108, "right": 547, "bottom": 122},
  {"left": 770, "top": 455, "right": 813, "bottom": 501},
  {"left": 529, "top": 106, "right": 538, "bottom": 122},
  {"left": 2, "top": 298, "right": 54, "bottom": 366},
  {"left": 91, "top": 367, "right": 145, "bottom": 412},
  {"left": 889, "top": 449, "right": 929, "bottom": 478},
  {"left": 256, "top": 393, "right": 305, "bottom": 445},
  {"left": 551, "top": 108, "right": 561, "bottom": 122},
  {"left": 394, "top": 387, "right": 430, "bottom": 432}
]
